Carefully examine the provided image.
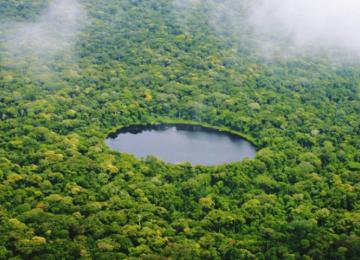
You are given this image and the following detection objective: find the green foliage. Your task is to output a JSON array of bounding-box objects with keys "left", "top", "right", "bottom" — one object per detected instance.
[{"left": 0, "top": 0, "right": 359, "bottom": 259}]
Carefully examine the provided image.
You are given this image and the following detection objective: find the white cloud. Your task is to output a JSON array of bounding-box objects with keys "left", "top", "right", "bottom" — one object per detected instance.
[
  {"left": 250, "top": 0, "right": 360, "bottom": 53},
  {"left": 2, "top": 0, "right": 86, "bottom": 76},
  {"left": 174, "top": 0, "right": 360, "bottom": 58}
]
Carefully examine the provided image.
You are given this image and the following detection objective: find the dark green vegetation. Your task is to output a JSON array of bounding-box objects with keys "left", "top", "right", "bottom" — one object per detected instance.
[{"left": 0, "top": 0, "right": 359, "bottom": 259}]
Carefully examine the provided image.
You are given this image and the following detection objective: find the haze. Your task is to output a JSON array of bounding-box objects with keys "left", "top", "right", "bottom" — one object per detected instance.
[
  {"left": 176, "top": 0, "right": 360, "bottom": 58},
  {"left": 1, "top": 0, "right": 86, "bottom": 76},
  {"left": 250, "top": 0, "right": 360, "bottom": 54}
]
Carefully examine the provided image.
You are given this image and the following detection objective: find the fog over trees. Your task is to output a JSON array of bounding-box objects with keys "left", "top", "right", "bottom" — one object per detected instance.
[{"left": 0, "top": 0, "right": 359, "bottom": 259}]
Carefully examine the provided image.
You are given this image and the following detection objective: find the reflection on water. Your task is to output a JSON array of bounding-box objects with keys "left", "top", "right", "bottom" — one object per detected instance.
[{"left": 106, "top": 124, "right": 256, "bottom": 166}]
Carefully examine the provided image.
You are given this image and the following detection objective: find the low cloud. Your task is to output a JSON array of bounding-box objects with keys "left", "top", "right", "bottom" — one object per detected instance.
[
  {"left": 250, "top": 0, "right": 360, "bottom": 55},
  {"left": 1, "top": 0, "right": 86, "bottom": 78},
  {"left": 174, "top": 0, "right": 360, "bottom": 59}
]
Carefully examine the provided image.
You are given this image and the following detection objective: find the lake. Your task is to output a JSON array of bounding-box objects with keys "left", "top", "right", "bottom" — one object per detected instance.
[{"left": 106, "top": 124, "right": 256, "bottom": 166}]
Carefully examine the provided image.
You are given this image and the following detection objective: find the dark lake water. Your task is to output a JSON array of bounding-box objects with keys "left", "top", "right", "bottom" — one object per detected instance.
[{"left": 106, "top": 124, "right": 256, "bottom": 166}]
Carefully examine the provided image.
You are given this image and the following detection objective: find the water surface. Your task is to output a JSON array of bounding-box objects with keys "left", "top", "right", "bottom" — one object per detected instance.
[{"left": 106, "top": 124, "right": 256, "bottom": 165}]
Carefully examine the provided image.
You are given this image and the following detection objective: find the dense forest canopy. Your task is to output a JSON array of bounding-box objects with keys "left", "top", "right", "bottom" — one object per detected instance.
[{"left": 0, "top": 0, "right": 359, "bottom": 259}]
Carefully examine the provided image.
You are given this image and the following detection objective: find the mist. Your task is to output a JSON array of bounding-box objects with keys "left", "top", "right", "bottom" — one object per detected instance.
[
  {"left": 174, "top": 0, "right": 360, "bottom": 60},
  {"left": 250, "top": 0, "right": 360, "bottom": 56},
  {"left": 1, "top": 0, "right": 86, "bottom": 78}
]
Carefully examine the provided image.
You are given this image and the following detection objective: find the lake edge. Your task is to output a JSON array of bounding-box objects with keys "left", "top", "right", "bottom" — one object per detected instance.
[{"left": 105, "top": 121, "right": 257, "bottom": 166}]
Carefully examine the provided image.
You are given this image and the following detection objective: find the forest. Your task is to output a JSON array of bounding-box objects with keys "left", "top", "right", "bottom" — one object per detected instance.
[{"left": 0, "top": 0, "right": 359, "bottom": 259}]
